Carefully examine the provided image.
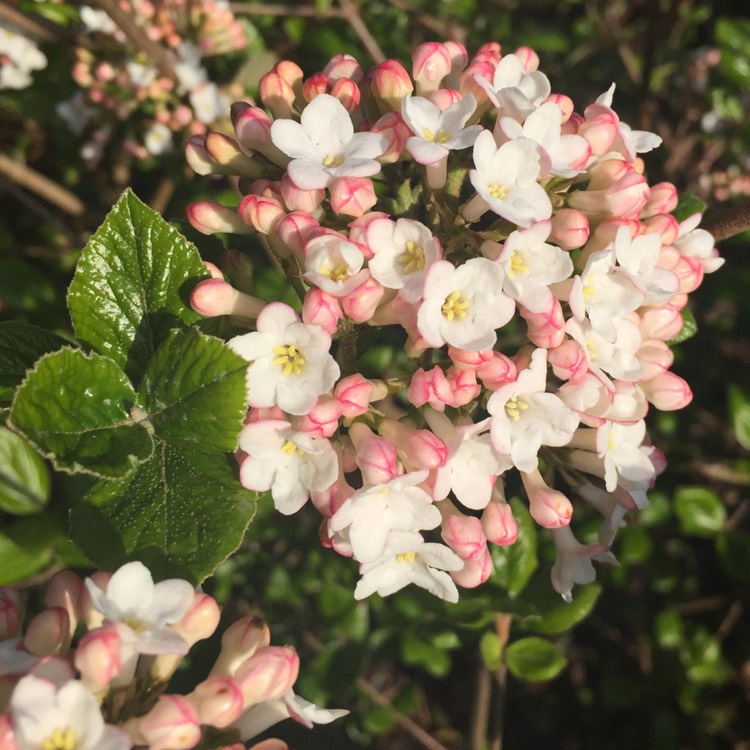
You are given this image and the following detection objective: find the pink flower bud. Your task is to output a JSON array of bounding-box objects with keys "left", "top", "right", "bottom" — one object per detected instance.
[
  {"left": 341, "top": 276, "right": 384, "bottom": 322},
  {"left": 276, "top": 211, "right": 320, "bottom": 254},
  {"left": 259, "top": 71, "right": 296, "bottom": 120},
  {"left": 354, "top": 434, "right": 399, "bottom": 484},
  {"left": 407, "top": 366, "right": 452, "bottom": 411},
  {"left": 549, "top": 208, "right": 589, "bottom": 250},
  {"left": 302, "top": 289, "right": 343, "bottom": 334},
  {"left": 482, "top": 498, "right": 519, "bottom": 546},
  {"left": 370, "top": 59, "right": 414, "bottom": 112},
  {"left": 75, "top": 623, "right": 122, "bottom": 690},
  {"left": 235, "top": 645, "right": 300, "bottom": 707},
  {"left": 638, "top": 304, "right": 684, "bottom": 341},
  {"left": 640, "top": 371, "right": 692, "bottom": 411},
  {"left": 279, "top": 174, "right": 325, "bottom": 214},
  {"left": 203, "top": 133, "right": 253, "bottom": 174},
  {"left": 138, "top": 695, "right": 201, "bottom": 750},
  {"left": 211, "top": 616, "right": 271, "bottom": 678},
  {"left": 302, "top": 72, "right": 329, "bottom": 102},
  {"left": 175, "top": 593, "right": 221, "bottom": 646},
  {"left": 429, "top": 88, "right": 463, "bottom": 111},
  {"left": 233, "top": 107, "right": 288, "bottom": 166},
  {"left": 0, "top": 715, "right": 17, "bottom": 750},
  {"left": 370, "top": 111, "right": 410, "bottom": 162},
  {"left": 334, "top": 373, "right": 374, "bottom": 418},
  {"left": 412, "top": 43, "right": 451, "bottom": 95},
  {"left": 185, "top": 135, "right": 213, "bottom": 175},
  {"left": 324, "top": 53, "right": 364, "bottom": 83},
  {"left": 24, "top": 608, "right": 71, "bottom": 657},
  {"left": 521, "top": 469, "right": 573, "bottom": 528},
  {"left": 187, "top": 201, "right": 254, "bottom": 235},
  {"left": 459, "top": 60, "right": 494, "bottom": 106},
  {"left": 637, "top": 340, "right": 674, "bottom": 381},
  {"left": 446, "top": 367, "right": 481, "bottom": 407},
  {"left": 673, "top": 256, "right": 704, "bottom": 294},
  {"left": 548, "top": 340, "right": 587, "bottom": 382},
  {"left": 450, "top": 549, "right": 492, "bottom": 588},
  {"left": 191, "top": 278, "right": 265, "bottom": 319},
  {"left": 441, "top": 513, "right": 487, "bottom": 561},
  {"left": 273, "top": 60, "right": 304, "bottom": 91},
  {"left": 578, "top": 110, "right": 619, "bottom": 156},
  {"left": 189, "top": 675, "right": 244, "bottom": 728},
  {"left": 544, "top": 93, "right": 574, "bottom": 123},
  {"left": 0, "top": 588, "right": 22, "bottom": 640},
  {"left": 642, "top": 213, "right": 679, "bottom": 244},
  {"left": 294, "top": 396, "right": 342, "bottom": 438},
  {"left": 442, "top": 41, "right": 468, "bottom": 84},
  {"left": 475, "top": 41, "right": 502, "bottom": 61},
  {"left": 568, "top": 170, "right": 650, "bottom": 223},
  {"left": 379, "top": 420, "right": 448, "bottom": 470},
  {"left": 239, "top": 194, "right": 285, "bottom": 235},
  {"left": 514, "top": 45, "right": 540, "bottom": 72},
  {"left": 641, "top": 182, "right": 678, "bottom": 218},
  {"left": 329, "top": 177, "right": 377, "bottom": 218},
  {"left": 330, "top": 77, "right": 361, "bottom": 113},
  {"left": 520, "top": 298, "right": 566, "bottom": 349}
]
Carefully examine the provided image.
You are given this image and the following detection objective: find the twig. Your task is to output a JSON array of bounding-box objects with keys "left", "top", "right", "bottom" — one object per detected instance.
[
  {"left": 228, "top": 3, "right": 344, "bottom": 18},
  {"left": 86, "top": 0, "right": 178, "bottom": 83},
  {"left": 469, "top": 663, "right": 492, "bottom": 750},
  {"left": 150, "top": 176, "right": 176, "bottom": 215},
  {"left": 716, "top": 600, "right": 743, "bottom": 641},
  {"left": 382, "top": 0, "right": 463, "bottom": 41},
  {"left": 0, "top": 3, "right": 79, "bottom": 44},
  {"left": 691, "top": 462, "right": 750, "bottom": 488},
  {"left": 701, "top": 199, "right": 750, "bottom": 243},
  {"left": 338, "top": 0, "right": 386, "bottom": 64},
  {"left": 0, "top": 153, "right": 85, "bottom": 217},
  {"left": 490, "top": 613, "right": 512, "bottom": 750},
  {"left": 356, "top": 677, "right": 450, "bottom": 750}
]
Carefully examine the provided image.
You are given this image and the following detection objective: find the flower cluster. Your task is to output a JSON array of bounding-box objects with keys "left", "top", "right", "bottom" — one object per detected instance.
[
  {"left": 0, "top": 20, "right": 47, "bottom": 90},
  {"left": 0, "top": 562, "right": 346, "bottom": 749},
  {"left": 185, "top": 42, "right": 724, "bottom": 603},
  {"left": 56, "top": 0, "right": 246, "bottom": 161}
]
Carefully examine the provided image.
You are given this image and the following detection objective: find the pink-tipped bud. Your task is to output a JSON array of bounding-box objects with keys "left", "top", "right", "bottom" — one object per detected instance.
[
  {"left": 324, "top": 53, "right": 364, "bottom": 83},
  {"left": 407, "top": 366, "right": 452, "bottom": 411},
  {"left": 354, "top": 434, "right": 400, "bottom": 485},
  {"left": 578, "top": 107, "right": 619, "bottom": 155},
  {"left": 203, "top": 133, "right": 257, "bottom": 176},
  {"left": 641, "top": 182, "right": 678, "bottom": 218},
  {"left": 259, "top": 71, "right": 296, "bottom": 120},
  {"left": 330, "top": 77, "right": 361, "bottom": 114},
  {"left": 75, "top": 623, "right": 122, "bottom": 690},
  {"left": 276, "top": 211, "right": 320, "bottom": 254},
  {"left": 640, "top": 371, "right": 692, "bottom": 411},
  {"left": 450, "top": 549, "right": 492, "bottom": 588},
  {"left": 370, "top": 59, "right": 414, "bottom": 112},
  {"left": 443, "top": 40, "right": 469, "bottom": 84},
  {"left": 637, "top": 340, "right": 674, "bottom": 381},
  {"left": 24, "top": 608, "right": 71, "bottom": 657},
  {"left": 234, "top": 645, "right": 300, "bottom": 708},
  {"left": 189, "top": 675, "right": 244, "bottom": 729},
  {"left": 274, "top": 59, "right": 304, "bottom": 91},
  {"left": 211, "top": 616, "right": 271, "bottom": 678},
  {"left": 441, "top": 513, "right": 487, "bottom": 561},
  {"left": 370, "top": 111, "right": 411, "bottom": 163},
  {"left": 295, "top": 396, "right": 342, "bottom": 438},
  {"left": 521, "top": 469, "right": 573, "bottom": 528},
  {"left": 0, "top": 588, "right": 22, "bottom": 640},
  {"left": 446, "top": 367, "right": 481, "bottom": 407},
  {"left": 642, "top": 213, "right": 679, "bottom": 244},
  {"left": 341, "top": 276, "right": 384, "bottom": 322},
  {"left": 302, "top": 288, "right": 343, "bottom": 334},
  {"left": 638, "top": 305, "right": 684, "bottom": 341},
  {"left": 330, "top": 177, "right": 377, "bottom": 218},
  {"left": 138, "top": 695, "right": 201, "bottom": 750},
  {"left": 448, "top": 346, "right": 494, "bottom": 371},
  {"left": 548, "top": 340, "right": 588, "bottom": 382},
  {"left": 187, "top": 201, "right": 254, "bottom": 236},
  {"left": 520, "top": 298, "right": 566, "bottom": 349},
  {"left": 429, "top": 88, "right": 463, "bottom": 111},
  {"left": 568, "top": 171, "right": 650, "bottom": 223},
  {"left": 673, "top": 256, "right": 704, "bottom": 294},
  {"left": 482, "top": 499, "right": 519, "bottom": 546},
  {"left": 334, "top": 373, "right": 374, "bottom": 418},
  {"left": 549, "top": 208, "right": 590, "bottom": 250},
  {"left": 379, "top": 420, "right": 448, "bottom": 470},
  {"left": 302, "top": 72, "right": 329, "bottom": 102},
  {"left": 191, "top": 278, "right": 265, "bottom": 319},
  {"left": 174, "top": 593, "right": 221, "bottom": 646},
  {"left": 202, "top": 261, "right": 224, "bottom": 280},
  {"left": 239, "top": 194, "right": 286, "bottom": 235},
  {"left": 233, "top": 107, "right": 288, "bottom": 166},
  {"left": 412, "top": 42, "right": 451, "bottom": 96},
  {"left": 80, "top": 571, "right": 111, "bottom": 629},
  {"left": 185, "top": 135, "right": 214, "bottom": 175},
  {"left": 43, "top": 571, "right": 84, "bottom": 639},
  {"left": 279, "top": 174, "right": 325, "bottom": 214},
  {"left": 459, "top": 60, "right": 494, "bottom": 106},
  {"left": 545, "top": 93, "right": 574, "bottom": 123}
]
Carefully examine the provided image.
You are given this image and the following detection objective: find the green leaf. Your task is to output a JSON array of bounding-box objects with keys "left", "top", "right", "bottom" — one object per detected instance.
[
  {"left": 666, "top": 306, "right": 698, "bottom": 346},
  {"left": 491, "top": 498, "right": 538, "bottom": 596},
  {"left": 519, "top": 581, "right": 602, "bottom": 635},
  {"left": 0, "top": 515, "right": 63, "bottom": 585},
  {"left": 673, "top": 486, "right": 727, "bottom": 538},
  {"left": 0, "top": 427, "right": 50, "bottom": 515},
  {"left": 504, "top": 637, "right": 567, "bottom": 682},
  {"left": 139, "top": 329, "right": 248, "bottom": 453},
  {"left": 9, "top": 348, "right": 153, "bottom": 479},
  {"left": 670, "top": 193, "right": 707, "bottom": 224},
  {"left": 654, "top": 610, "right": 685, "bottom": 650},
  {"left": 0, "top": 322, "right": 68, "bottom": 403},
  {"left": 716, "top": 529, "right": 750, "bottom": 583},
  {"left": 480, "top": 630, "right": 503, "bottom": 670},
  {"left": 728, "top": 384, "right": 750, "bottom": 450},
  {"left": 67, "top": 189, "right": 208, "bottom": 388},
  {"left": 400, "top": 632, "right": 452, "bottom": 677},
  {"left": 716, "top": 18, "right": 750, "bottom": 89}
]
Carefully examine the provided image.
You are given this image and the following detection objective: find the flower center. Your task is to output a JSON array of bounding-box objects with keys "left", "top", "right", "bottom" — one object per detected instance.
[
  {"left": 585, "top": 338, "right": 597, "bottom": 361},
  {"left": 508, "top": 251, "right": 529, "bottom": 279},
  {"left": 122, "top": 615, "right": 149, "bottom": 634},
  {"left": 398, "top": 241, "right": 425, "bottom": 274},
  {"left": 323, "top": 153, "right": 345, "bottom": 168},
  {"left": 582, "top": 274, "right": 595, "bottom": 301},
  {"left": 441, "top": 291, "right": 469, "bottom": 321},
  {"left": 272, "top": 344, "right": 306, "bottom": 376},
  {"left": 504, "top": 396, "right": 529, "bottom": 421},
  {"left": 396, "top": 551, "right": 417, "bottom": 563},
  {"left": 488, "top": 183, "right": 507, "bottom": 200},
  {"left": 422, "top": 127, "right": 450, "bottom": 143},
  {"left": 42, "top": 728, "right": 77, "bottom": 750},
  {"left": 321, "top": 262, "right": 350, "bottom": 283},
  {"left": 280, "top": 439, "right": 304, "bottom": 455}
]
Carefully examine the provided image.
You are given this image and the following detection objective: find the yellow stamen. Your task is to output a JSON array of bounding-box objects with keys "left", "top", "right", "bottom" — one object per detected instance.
[
  {"left": 504, "top": 396, "right": 529, "bottom": 422},
  {"left": 582, "top": 274, "right": 595, "bottom": 301},
  {"left": 441, "top": 291, "right": 470, "bottom": 321},
  {"left": 398, "top": 240, "right": 426, "bottom": 274},
  {"left": 422, "top": 127, "right": 450, "bottom": 143},
  {"left": 281, "top": 439, "right": 304, "bottom": 455},
  {"left": 508, "top": 251, "right": 529, "bottom": 279},
  {"left": 323, "top": 153, "right": 344, "bottom": 168},
  {"left": 122, "top": 616, "right": 149, "bottom": 634},
  {"left": 42, "top": 728, "right": 76, "bottom": 750},
  {"left": 396, "top": 551, "right": 417, "bottom": 563},
  {"left": 488, "top": 184, "right": 507, "bottom": 200},
  {"left": 585, "top": 338, "right": 597, "bottom": 361},
  {"left": 272, "top": 344, "right": 306, "bottom": 376},
  {"left": 321, "top": 262, "right": 350, "bottom": 283}
]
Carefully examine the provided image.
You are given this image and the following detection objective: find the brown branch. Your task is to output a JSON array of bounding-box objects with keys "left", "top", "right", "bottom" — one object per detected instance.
[
  {"left": 701, "top": 199, "right": 750, "bottom": 243},
  {"left": 0, "top": 3, "right": 79, "bottom": 44},
  {"left": 338, "top": 0, "right": 385, "bottom": 64},
  {"left": 383, "top": 0, "right": 463, "bottom": 41},
  {"left": 490, "top": 613, "right": 512, "bottom": 750},
  {"left": 0, "top": 153, "right": 85, "bottom": 217},
  {"left": 470, "top": 662, "right": 492, "bottom": 750},
  {"left": 227, "top": 3, "right": 344, "bottom": 18},
  {"left": 86, "top": 0, "right": 178, "bottom": 83}
]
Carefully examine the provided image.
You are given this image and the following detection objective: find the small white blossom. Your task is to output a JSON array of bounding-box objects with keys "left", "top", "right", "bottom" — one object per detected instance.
[
  {"left": 143, "top": 122, "right": 173, "bottom": 156},
  {"left": 674, "top": 213, "right": 725, "bottom": 274},
  {"left": 475, "top": 53, "right": 551, "bottom": 121},
  {"left": 0, "top": 22, "right": 47, "bottom": 90},
  {"left": 596, "top": 84, "right": 662, "bottom": 160},
  {"left": 614, "top": 226, "right": 679, "bottom": 305},
  {"left": 596, "top": 419, "right": 657, "bottom": 492},
  {"left": 304, "top": 233, "right": 369, "bottom": 297},
  {"left": 550, "top": 526, "right": 618, "bottom": 602}
]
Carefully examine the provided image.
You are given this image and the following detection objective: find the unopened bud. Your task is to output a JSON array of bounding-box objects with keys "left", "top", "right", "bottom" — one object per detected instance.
[
  {"left": 324, "top": 53, "right": 363, "bottom": 82},
  {"left": 334, "top": 374, "right": 375, "bottom": 418},
  {"left": 330, "top": 77, "right": 361, "bottom": 114},
  {"left": 239, "top": 194, "right": 285, "bottom": 235},
  {"left": 187, "top": 201, "right": 254, "bottom": 236},
  {"left": 211, "top": 616, "right": 270, "bottom": 678},
  {"left": 482, "top": 496, "right": 519, "bottom": 546},
  {"left": 330, "top": 177, "right": 377, "bottom": 218},
  {"left": 341, "top": 276, "right": 384, "bottom": 322},
  {"left": 450, "top": 549, "right": 491, "bottom": 588},
  {"left": 24, "top": 608, "right": 71, "bottom": 657},
  {"left": 191, "top": 278, "right": 265, "bottom": 319},
  {"left": 441, "top": 512, "right": 487, "bottom": 561},
  {"left": 520, "top": 298, "right": 566, "bottom": 349},
  {"left": 259, "top": 71, "right": 296, "bottom": 120},
  {"left": 204, "top": 133, "right": 259, "bottom": 177},
  {"left": 302, "top": 72, "right": 329, "bottom": 102},
  {"left": 234, "top": 645, "right": 299, "bottom": 708},
  {"left": 548, "top": 340, "right": 587, "bottom": 382},
  {"left": 75, "top": 623, "right": 122, "bottom": 690},
  {"left": 0, "top": 588, "right": 22, "bottom": 640},
  {"left": 277, "top": 211, "right": 320, "bottom": 254},
  {"left": 638, "top": 305, "right": 684, "bottom": 341},
  {"left": 370, "top": 111, "right": 410, "bottom": 163},
  {"left": 640, "top": 371, "right": 692, "bottom": 411},
  {"left": 370, "top": 59, "right": 413, "bottom": 112},
  {"left": 189, "top": 675, "right": 244, "bottom": 728},
  {"left": 641, "top": 182, "right": 678, "bottom": 218},
  {"left": 549, "top": 208, "right": 589, "bottom": 250},
  {"left": 138, "top": 695, "right": 201, "bottom": 750},
  {"left": 412, "top": 42, "right": 451, "bottom": 96}
]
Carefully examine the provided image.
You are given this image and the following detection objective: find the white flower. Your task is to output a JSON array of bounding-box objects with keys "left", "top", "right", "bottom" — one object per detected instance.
[
  {"left": 271, "top": 94, "right": 387, "bottom": 189},
  {"left": 328, "top": 471, "right": 440, "bottom": 563},
  {"left": 417, "top": 257, "right": 515, "bottom": 350},
  {"left": 366, "top": 217, "right": 442, "bottom": 302},
  {"left": 303, "top": 233, "right": 369, "bottom": 297},
  {"left": 493, "top": 221, "right": 573, "bottom": 313},
  {"left": 613, "top": 226, "right": 678, "bottom": 305},
  {"left": 400, "top": 94, "right": 483, "bottom": 164},
  {"left": 596, "top": 84, "right": 662, "bottom": 161},
  {"left": 238, "top": 419, "right": 338, "bottom": 514},
  {"left": 84, "top": 561, "right": 194, "bottom": 655},
  {"left": 487, "top": 348, "right": 579, "bottom": 472},
  {"left": 674, "top": 213, "right": 725, "bottom": 274},
  {"left": 596, "top": 419, "right": 657, "bottom": 492},
  {"left": 79, "top": 6, "right": 117, "bottom": 33},
  {"left": 143, "top": 122, "right": 173, "bottom": 156},
  {"left": 228, "top": 302, "right": 340, "bottom": 416},
  {"left": 175, "top": 41, "right": 207, "bottom": 91},
  {"left": 0, "top": 23, "right": 47, "bottom": 90},
  {"left": 190, "top": 82, "right": 227, "bottom": 124},
  {"left": 475, "top": 53, "right": 551, "bottom": 121},
  {"left": 10, "top": 675, "right": 131, "bottom": 750},
  {"left": 126, "top": 61, "right": 158, "bottom": 88},
  {"left": 550, "top": 526, "right": 618, "bottom": 602},
  {"left": 354, "top": 531, "right": 464, "bottom": 602},
  {"left": 468, "top": 130, "right": 552, "bottom": 228}
]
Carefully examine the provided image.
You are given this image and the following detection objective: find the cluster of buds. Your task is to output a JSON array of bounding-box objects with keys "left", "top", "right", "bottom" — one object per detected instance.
[
  {"left": 0, "top": 562, "right": 346, "bottom": 749},
  {"left": 0, "top": 19, "right": 47, "bottom": 90},
  {"left": 186, "top": 41, "right": 724, "bottom": 603},
  {"left": 56, "top": 0, "right": 246, "bottom": 160}
]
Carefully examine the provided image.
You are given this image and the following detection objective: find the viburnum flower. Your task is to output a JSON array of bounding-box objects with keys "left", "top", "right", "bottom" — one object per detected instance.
[
  {"left": 229, "top": 302, "right": 340, "bottom": 416},
  {"left": 10, "top": 675, "right": 131, "bottom": 750},
  {"left": 303, "top": 233, "right": 369, "bottom": 297},
  {"left": 271, "top": 93, "right": 388, "bottom": 189},
  {"left": 674, "top": 213, "right": 725, "bottom": 273},
  {"left": 613, "top": 226, "right": 679, "bottom": 304}
]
